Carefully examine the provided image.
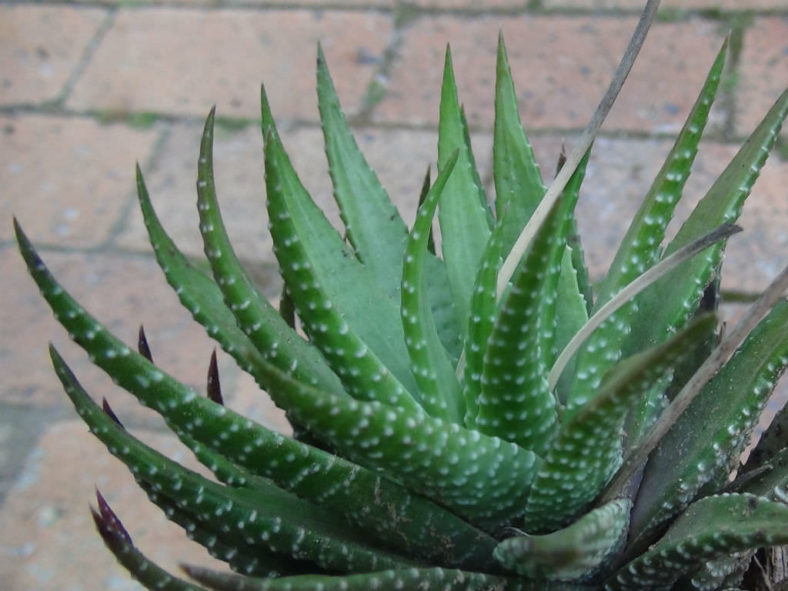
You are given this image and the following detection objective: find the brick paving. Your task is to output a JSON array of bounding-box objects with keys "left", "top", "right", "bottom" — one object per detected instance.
[{"left": 1, "top": 1, "right": 786, "bottom": 589}]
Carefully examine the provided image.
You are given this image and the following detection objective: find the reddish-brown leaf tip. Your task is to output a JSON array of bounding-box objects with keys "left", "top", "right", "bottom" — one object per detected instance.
[
  {"left": 206, "top": 349, "right": 223, "bottom": 406},
  {"left": 102, "top": 398, "right": 125, "bottom": 429},
  {"left": 137, "top": 325, "right": 153, "bottom": 362}
]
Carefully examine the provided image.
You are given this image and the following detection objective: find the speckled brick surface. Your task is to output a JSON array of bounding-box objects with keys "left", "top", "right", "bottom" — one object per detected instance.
[{"left": 1, "top": 1, "right": 785, "bottom": 589}]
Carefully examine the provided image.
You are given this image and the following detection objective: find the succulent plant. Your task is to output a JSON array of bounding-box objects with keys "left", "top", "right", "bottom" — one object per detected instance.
[{"left": 13, "top": 1, "right": 788, "bottom": 589}]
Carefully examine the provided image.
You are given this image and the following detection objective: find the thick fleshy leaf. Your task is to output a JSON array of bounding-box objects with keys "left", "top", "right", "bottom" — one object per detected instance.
[
  {"left": 91, "top": 497, "right": 207, "bottom": 591},
  {"left": 628, "top": 300, "right": 788, "bottom": 552},
  {"left": 135, "top": 477, "right": 318, "bottom": 578},
  {"left": 492, "top": 32, "right": 545, "bottom": 255},
  {"left": 626, "top": 88, "right": 788, "bottom": 357},
  {"left": 317, "top": 44, "right": 407, "bottom": 298},
  {"left": 494, "top": 499, "right": 630, "bottom": 582},
  {"left": 183, "top": 565, "right": 532, "bottom": 591},
  {"left": 15, "top": 223, "right": 497, "bottom": 570},
  {"left": 597, "top": 40, "right": 728, "bottom": 305},
  {"left": 136, "top": 166, "right": 342, "bottom": 416},
  {"left": 553, "top": 248, "right": 590, "bottom": 403},
  {"left": 491, "top": 34, "right": 592, "bottom": 337},
  {"left": 194, "top": 109, "right": 342, "bottom": 394},
  {"left": 475, "top": 199, "right": 562, "bottom": 452},
  {"left": 401, "top": 150, "right": 464, "bottom": 420},
  {"left": 261, "top": 87, "right": 422, "bottom": 413},
  {"left": 20, "top": 211, "right": 533, "bottom": 533},
  {"left": 437, "top": 46, "right": 493, "bottom": 331},
  {"left": 316, "top": 45, "right": 461, "bottom": 355},
  {"left": 523, "top": 315, "right": 717, "bottom": 533},
  {"left": 52, "top": 348, "right": 415, "bottom": 574},
  {"left": 607, "top": 494, "right": 788, "bottom": 590},
  {"left": 462, "top": 215, "right": 507, "bottom": 426},
  {"left": 475, "top": 152, "right": 589, "bottom": 454},
  {"left": 565, "top": 42, "right": 727, "bottom": 415},
  {"left": 258, "top": 365, "right": 541, "bottom": 530}
]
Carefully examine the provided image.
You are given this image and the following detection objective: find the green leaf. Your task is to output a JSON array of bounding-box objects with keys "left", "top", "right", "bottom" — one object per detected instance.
[
  {"left": 551, "top": 152, "right": 592, "bottom": 369},
  {"left": 318, "top": 45, "right": 463, "bottom": 379},
  {"left": 740, "top": 446, "right": 788, "bottom": 501},
  {"left": 523, "top": 315, "right": 718, "bottom": 533},
  {"left": 135, "top": 476, "right": 316, "bottom": 578},
  {"left": 194, "top": 109, "right": 343, "bottom": 394},
  {"left": 183, "top": 566, "right": 523, "bottom": 591},
  {"left": 135, "top": 165, "right": 343, "bottom": 436},
  {"left": 475, "top": 199, "right": 562, "bottom": 453},
  {"left": 90, "top": 495, "right": 207, "bottom": 591},
  {"left": 15, "top": 224, "right": 496, "bottom": 570},
  {"left": 565, "top": 42, "right": 727, "bottom": 415},
  {"left": 494, "top": 499, "right": 630, "bottom": 582},
  {"left": 20, "top": 217, "right": 535, "bottom": 530},
  {"left": 258, "top": 365, "right": 541, "bottom": 530},
  {"left": 628, "top": 88, "right": 788, "bottom": 355},
  {"left": 628, "top": 300, "right": 788, "bottom": 551},
  {"left": 462, "top": 215, "right": 507, "bottom": 427},
  {"left": 261, "top": 87, "right": 422, "bottom": 414},
  {"left": 316, "top": 44, "right": 408, "bottom": 300},
  {"left": 622, "top": 310, "right": 718, "bottom": 457},
  {"left": 553, "top": 248, "right": 590, "bottom": 403},
  {"left": 492, "top": 32, "right": 546, "bottom": 256},
  {"left": 401, "top": 150, "right": 464, "bottom": 421},
  {"left": 475, "top": 151, "right": 589, "bottom": 454},
  {"left": 437, "top": 46, "right": 493, "bottom": 332},
  {"left": 607, "top": 494, "right": 788, "bottom": 590},
  {"left": 491, "top": 33, "right": 590, "bottom": 388},
  {"left": 51, "top": 348, "right": 415, "bottom": 575},
  {"left": 597, "top": 40, "right": 728, "bottom": 305}
]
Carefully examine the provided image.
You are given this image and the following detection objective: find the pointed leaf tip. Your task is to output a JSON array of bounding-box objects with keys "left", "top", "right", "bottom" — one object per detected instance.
[
  {"left": 101, "top": 398, "right": 125, "bottom": 429},
  {"left": 137, "top": 325, "right": 153, "bottom": 362},
  {"left": 206, "top": 349, "right": 223, "bottom": 406},
  {"left": 94, "top": 489, "right": 133, "bottom": 546}
]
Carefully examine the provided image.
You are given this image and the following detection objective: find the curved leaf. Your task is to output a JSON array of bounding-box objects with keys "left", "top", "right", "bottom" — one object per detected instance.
[
  {"left": 401, "top": 150, "right": 464, "bottom": 420},
  {"left": 492, "top": 33, "right": 545, "bottom": 255},
  {"left": 15, "top": 223, "right": 496, "bottom": 570},
  {"left": 262, "top": 87, "right": 422, "bottom": 413},
  {"left": 437, "top": 46, "right": 493, "bottom": 332},
  {"left": 495, "top": 499, "right": 630, "bottom": 582},
  {"left": 462, "top": 215, "right": 507, "bottom": 427},
  {"left": 565, "top": 42, "right": 727, "bottom": 415},
  {"left": 628, "top": 300, "right": 788, "bottom": 552},
  {"left": 608, "top": 494, "right": 788, "bottom": 590},
  {"left": 523, "top": 315, "right": 717, "bottom": 533},
  {"left": 52, "top": 348, "right": 414, "bottom": 574},
  {"left": 627, "top": 89, "right": 788, "bottom": 357},
  {"left": 183, "top": 565, "right": 527, "bottom": 591},
  {"left": 194, "top": 109, "right": 342, "bottom": 393}
]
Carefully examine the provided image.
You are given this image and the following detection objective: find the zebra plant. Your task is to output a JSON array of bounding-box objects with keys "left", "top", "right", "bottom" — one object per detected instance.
[{"left": 14, "top": 0, "right": 788, "bottom": 588}]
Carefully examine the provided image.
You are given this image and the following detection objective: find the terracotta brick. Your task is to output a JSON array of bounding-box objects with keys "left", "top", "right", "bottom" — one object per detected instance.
[
  {"left": 408, "top": 0, "right": 526, "bottom": 6},
  {"left": 736, "top": 17, "right": 788, "bottom": 141},
  {"left": 0, "top": 5, "right": 106, "bottom": 106},
  {"left": 545, "top": 0, "right": 788, "bottom": 9},
  {"left": 67, "top": 8, "right": 391, "bottom": 120},
  {"left": 375, "top": 16, "right": 725, "bottom": 134},
  {"left": 0, "top": 420, "right": 228, "bottom": 591},
  {"left": 0, "top": 114, "right": 158, "bottom": 247},
  {"left": 82, "top": 0, "right": 395, "bottom": 5}
]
